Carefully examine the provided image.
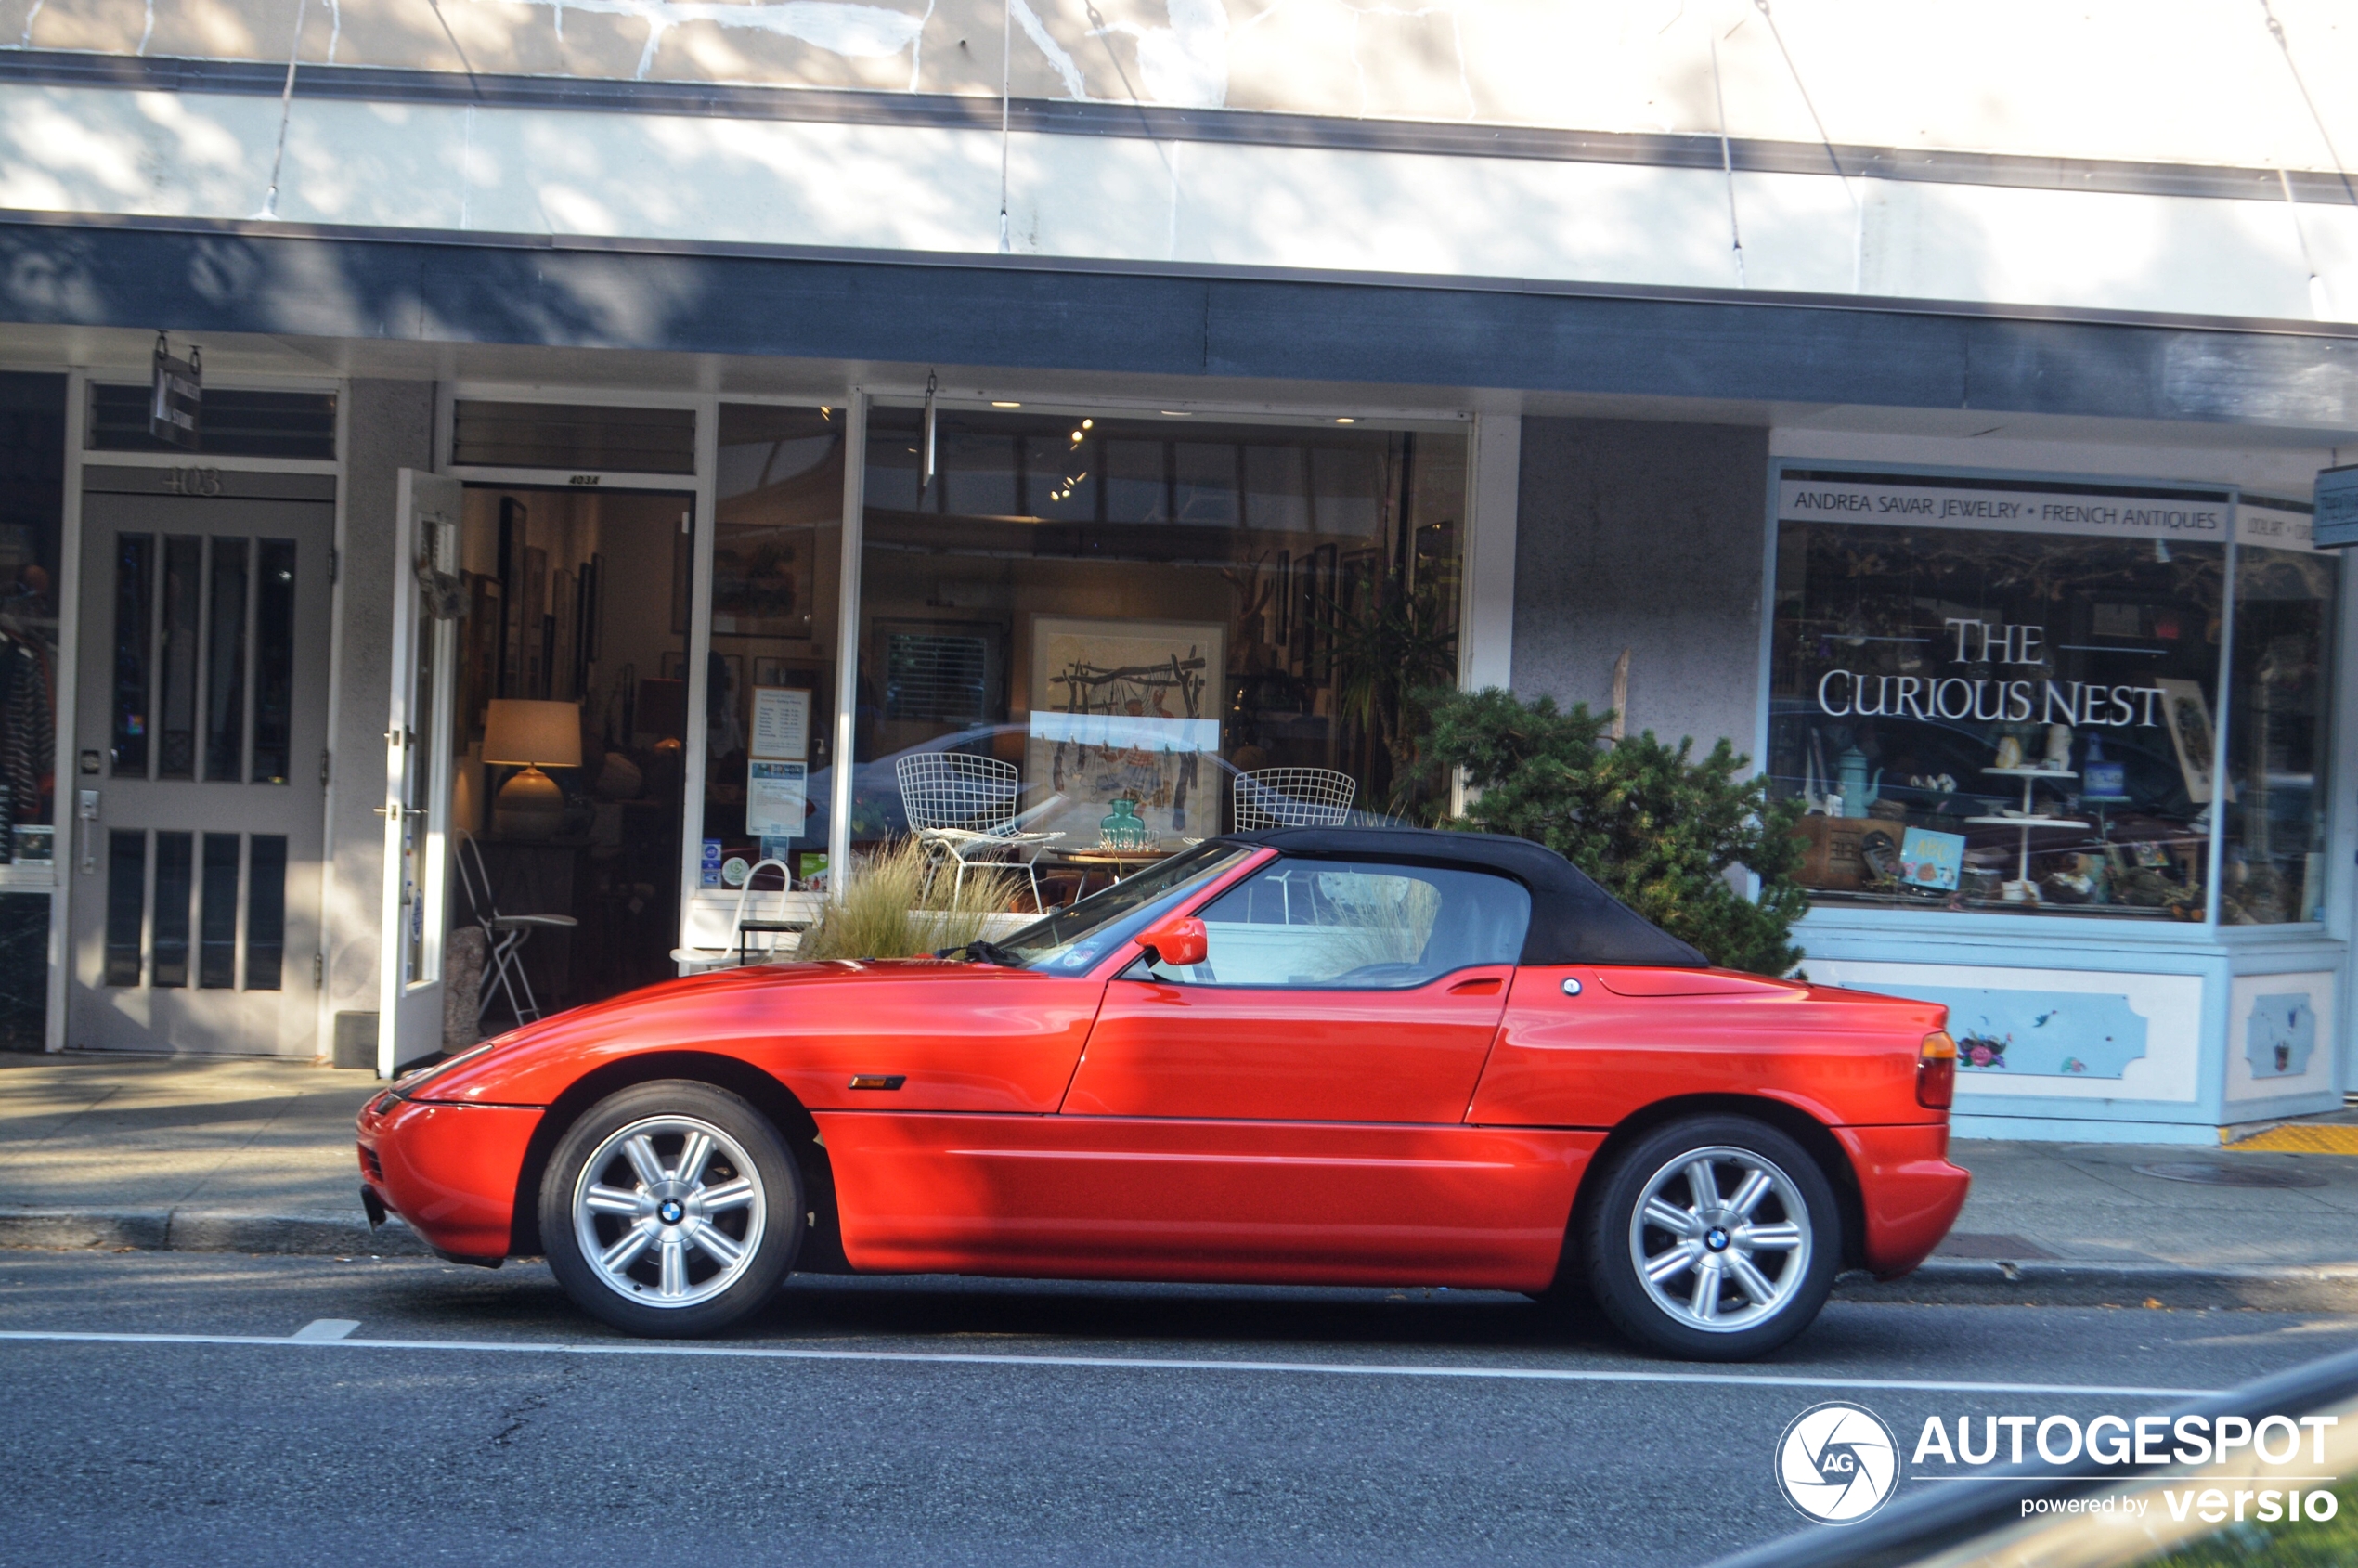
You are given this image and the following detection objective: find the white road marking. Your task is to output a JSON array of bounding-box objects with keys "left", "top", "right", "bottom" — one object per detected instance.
[
  {"left": 0, "top": 1328, "right": 2215, "bottom": 1398},
  {"left": 291, "top": 1319, "right": 360, "bottom": 1341}
]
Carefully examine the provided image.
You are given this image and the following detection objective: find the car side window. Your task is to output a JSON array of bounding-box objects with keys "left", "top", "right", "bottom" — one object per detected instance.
[{"left": 1145, "top": 859, "right": 1531, "bottom": 989}]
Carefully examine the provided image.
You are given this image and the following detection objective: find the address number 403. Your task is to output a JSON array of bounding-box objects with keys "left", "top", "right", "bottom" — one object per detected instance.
[{"left": 162, "top": 467, "right": 224, "bottom": 496}]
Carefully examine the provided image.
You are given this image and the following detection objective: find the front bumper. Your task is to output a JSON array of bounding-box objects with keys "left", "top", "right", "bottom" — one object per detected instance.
[
  {"left": 357, "top": 1092, "right": 543, "bottom": 1261},
  {"left": 1835, "top": 1122, "right": 1973, "bottom": 1278}
]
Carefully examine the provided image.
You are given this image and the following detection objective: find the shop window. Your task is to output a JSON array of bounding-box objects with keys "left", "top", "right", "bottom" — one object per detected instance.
[
  {"left": 0, "top": 374, "right": 61, "bottom": 857},
  {"left": 2222, "top": 504, "right": 2336, "bottom": 924},
  {"left": 1768, "top": 473, "right": 2335, "bottom": 923},
  {"left": 87, "top": 384, "right": 335, "bottom": 460},
  {"left": 695, "top": 406, "right": 840, "bottom": 894},
  {"left": 852, "top": 408, "right": 1469, "bottom": 909},
  {"left": 451, "top": 401, "right": 695, "bottom": 473},
  {"left": 0, "top": 892, "right": 46, "bottom": 1050}
]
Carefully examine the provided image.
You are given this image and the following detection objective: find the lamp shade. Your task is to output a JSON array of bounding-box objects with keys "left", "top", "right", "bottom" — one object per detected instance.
[{"left": 482, "top": 699, "right": 583, "bottom": 769}]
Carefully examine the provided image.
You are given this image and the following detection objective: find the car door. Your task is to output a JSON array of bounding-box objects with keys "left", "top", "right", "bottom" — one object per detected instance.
[{"left": 1025, "top": 855, "right": 1579, "bottom": 1287}]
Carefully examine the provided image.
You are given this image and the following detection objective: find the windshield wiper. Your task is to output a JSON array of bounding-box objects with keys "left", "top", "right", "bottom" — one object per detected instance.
[{"left": 938, "top": 939, "right": 1027, "bottom": 968}]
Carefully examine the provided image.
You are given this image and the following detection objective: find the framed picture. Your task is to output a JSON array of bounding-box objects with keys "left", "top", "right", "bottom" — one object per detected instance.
[
  {"left": 1026, "top": 616, "right": 1224, "bottom": 844},
  {"left": 711, "top": 524, "right": 811, "bottom": 637},
  {"left": 2155, "top": 677, "right": 2232, "bottom": 804}
]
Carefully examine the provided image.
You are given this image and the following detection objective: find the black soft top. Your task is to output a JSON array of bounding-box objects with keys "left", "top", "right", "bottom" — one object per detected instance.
[{"left": 1215, "top": 826, "right": 1707, "bottom": 968}]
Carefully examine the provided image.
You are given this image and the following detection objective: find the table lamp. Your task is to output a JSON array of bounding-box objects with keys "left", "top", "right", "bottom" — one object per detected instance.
[{"left": 484, "top": 698, "right": 583, "bottom": 838}]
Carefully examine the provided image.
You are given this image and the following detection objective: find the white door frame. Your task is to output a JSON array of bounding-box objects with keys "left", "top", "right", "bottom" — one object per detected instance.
[
  {"left": 376, "top": 469, "right": 461, "bottom": 1076},
  {"left": 51, "top": 369, "right": 347, "bottom": 1052}
]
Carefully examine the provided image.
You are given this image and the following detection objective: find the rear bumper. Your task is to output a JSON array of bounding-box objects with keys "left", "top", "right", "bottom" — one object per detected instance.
[
  {"left": 357, "top": 1093, "right": 542, "bottom": 1261},
  {"left": 1835, "top": 1121, "right": 1971, "bottom": 1278}
]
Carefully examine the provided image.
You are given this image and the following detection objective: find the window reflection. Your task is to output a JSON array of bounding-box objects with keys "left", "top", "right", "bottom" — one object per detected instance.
[{"left": 851, "top": 408, "right": 1467, "bottom": 911}]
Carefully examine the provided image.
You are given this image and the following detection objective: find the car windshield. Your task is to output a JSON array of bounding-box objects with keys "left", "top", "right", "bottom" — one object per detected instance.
[{"left": 991, "top": 843, "right": 1255, "bottom": 974}]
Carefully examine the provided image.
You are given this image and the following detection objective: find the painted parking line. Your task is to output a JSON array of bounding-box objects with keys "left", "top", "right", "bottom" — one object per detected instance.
[{"left": 0, "top": 1328, "right": 2215, "bottom": 1398}]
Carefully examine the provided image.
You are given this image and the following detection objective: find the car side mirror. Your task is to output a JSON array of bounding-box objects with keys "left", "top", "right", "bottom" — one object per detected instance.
[{"left": 1137, "top": 914, "right": 1208, "bottom": 970}]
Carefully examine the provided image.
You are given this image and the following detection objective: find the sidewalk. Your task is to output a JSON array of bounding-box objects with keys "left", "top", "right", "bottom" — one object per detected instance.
[
  {"left": 0, "top": 1051, "right": 425, "bottom": 1255},
  {"left": 4, "top": 1051, "right": 2358, "bottom": 1308}
]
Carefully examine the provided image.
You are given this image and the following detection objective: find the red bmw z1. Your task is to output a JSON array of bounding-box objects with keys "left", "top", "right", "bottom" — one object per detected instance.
[{"left": 359, "top": 827, "right": 1968, "bottom": 1360}]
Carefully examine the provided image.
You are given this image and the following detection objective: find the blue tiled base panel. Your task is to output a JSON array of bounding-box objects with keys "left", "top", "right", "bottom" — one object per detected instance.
[{"left": 1950, "top": 1115, "right": 2221, "bottom": 1147}]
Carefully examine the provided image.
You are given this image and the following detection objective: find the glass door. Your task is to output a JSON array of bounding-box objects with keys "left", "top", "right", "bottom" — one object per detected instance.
[
  {"left": 70, "top": 467, "right": 333, "bottom": 1055},
  {"left": 377, "top": 469, "right": 460, "bottom": 1074}
]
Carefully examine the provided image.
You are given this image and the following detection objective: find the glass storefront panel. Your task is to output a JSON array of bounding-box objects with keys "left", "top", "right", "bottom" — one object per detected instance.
[
  {"left": 695, "top": 405, "right": 843, "bottom": 892},
  {"left": 851, "top": 406, "right": 1467, "bottom": 907},
  {"left": 1768, "top": 473, "right": 2238, "bottom": 918},
  {"left": 452, "top": 485, "right": 692, "bottom": 1019},
  {"left": 2222, "top": 505, "right": 2338, "bottom": 924},
  {"left": 1, "top": 373, "right": 64, "bottom": 859}
]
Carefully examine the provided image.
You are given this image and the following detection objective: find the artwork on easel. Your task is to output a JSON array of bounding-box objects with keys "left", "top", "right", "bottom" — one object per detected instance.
[{"left": 1025, "top": 616, "right": 1224, "bottom": 844}]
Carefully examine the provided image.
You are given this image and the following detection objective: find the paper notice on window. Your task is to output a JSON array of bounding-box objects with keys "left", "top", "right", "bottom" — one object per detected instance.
[
  {"left": 751, "top": 687, "right": 811, "bottom": 760},
  {"left": 746, "top": 760, "right": 808, "bottom": 837}
]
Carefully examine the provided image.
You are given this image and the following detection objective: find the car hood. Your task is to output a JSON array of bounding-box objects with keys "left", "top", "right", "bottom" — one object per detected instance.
[{"left": 401, "top": 958, "right": 1030, "bottom": 1106}]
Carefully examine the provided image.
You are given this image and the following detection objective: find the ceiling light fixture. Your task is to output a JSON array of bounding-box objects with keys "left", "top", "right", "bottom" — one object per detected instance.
[
  {"left": 1160, "top": 410, "right": 1191, "bottom": 417},
  {"left": 992, "top": 400, "right": 1021, "bottom": 408},
  {"left": 1335, "top": 417, "right": 1356, "bottom": 424}
]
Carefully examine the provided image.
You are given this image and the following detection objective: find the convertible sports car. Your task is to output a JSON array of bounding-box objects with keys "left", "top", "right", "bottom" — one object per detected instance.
[{"left": 359, "top": 827, "right": 1968, "bottom": 1360}]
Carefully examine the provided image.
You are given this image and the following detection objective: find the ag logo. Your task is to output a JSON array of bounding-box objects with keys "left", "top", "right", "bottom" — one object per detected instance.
[{"left": 1775, "top": 1401, "right": 1898, "bottom": 1524}]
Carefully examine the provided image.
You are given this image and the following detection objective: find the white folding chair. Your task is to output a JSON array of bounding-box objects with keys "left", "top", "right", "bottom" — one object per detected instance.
[
  {"left": 1233, "top": 766, "right": 1357, "bottom": 831},
  {"left": 894, "top": 751, "right": 1061, "bottom": 908},
  {"left": 456, "top": 832, "right": 579, "bottom": 1026},
  {"left": 671, "top": 859, "right": 803, "bottom": 973}
]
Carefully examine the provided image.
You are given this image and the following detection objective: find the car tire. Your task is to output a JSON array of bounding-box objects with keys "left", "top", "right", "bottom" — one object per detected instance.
[
  {"left": 1580, "top": 1116, "right": 1838, "bottom": 1362},
  {"left": 540, "top": 1080, "right": 801, "bottom": 1338}
]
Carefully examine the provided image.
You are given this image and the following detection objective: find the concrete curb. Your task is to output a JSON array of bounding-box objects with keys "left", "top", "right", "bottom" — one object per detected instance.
[
  {"left": 1838, "top": 1258, "right": 2358, "bottom": 1313},
  {"left": 3, "top": 1209, "right": 2354, "bottom": 1310},
  {"left": 0, "top": 1205, "right": 432, "bottom": 1257}
]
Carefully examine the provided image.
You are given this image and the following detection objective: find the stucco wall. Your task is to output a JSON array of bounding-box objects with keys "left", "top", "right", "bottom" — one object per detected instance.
[
  {"left": 2, "top": 0, "right": 2355, "bottom": 172},
  {"left": 1509, "top": 417, "right": 1768, "bottom": 759},
  {"left": 321, "top": 377, "right": 431, "bottom": 1028}
]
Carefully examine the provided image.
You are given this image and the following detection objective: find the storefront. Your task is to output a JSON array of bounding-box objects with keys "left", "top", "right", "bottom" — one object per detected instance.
[
  {"left": 4, "top": 351, "right": 2352, "bottom": 1147},
  {"left": 1764, "top": 465, "right": 2350, "bottom": 1141}
]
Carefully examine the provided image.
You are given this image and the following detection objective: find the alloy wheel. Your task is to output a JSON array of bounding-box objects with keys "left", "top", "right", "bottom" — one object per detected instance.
[
  {"left": 571, "top": 1114, "right": 768, "bottom": 1308},
  {"left": 1626, "top": 1144, "right": 1812, "bottom": 1333}
]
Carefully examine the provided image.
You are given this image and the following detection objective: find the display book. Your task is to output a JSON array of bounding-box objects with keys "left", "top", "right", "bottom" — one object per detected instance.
[{"left": 1794, "top": 722, "right": 2203, "bottom": 916}]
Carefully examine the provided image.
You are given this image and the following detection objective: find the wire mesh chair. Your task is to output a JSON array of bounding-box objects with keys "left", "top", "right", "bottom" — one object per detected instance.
[
  {"left": 1233, "top": 767, "right": 1357, "bottom": 831},
  {"left": 894, "top": 751, "right": 1061, "bottom": 907}
]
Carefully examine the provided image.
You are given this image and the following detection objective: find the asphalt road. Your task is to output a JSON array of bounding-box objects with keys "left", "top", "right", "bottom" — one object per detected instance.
[{"left": 3, "top": 1251, "right": 2355, "bottom": 1567}]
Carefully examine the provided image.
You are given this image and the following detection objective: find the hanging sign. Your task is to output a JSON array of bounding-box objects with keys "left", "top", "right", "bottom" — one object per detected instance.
[
  {"left": 149, "top": 333, "right": 201, "bottom": 450},
  {"left": 2311, "top": 464, "right": 2358, "bottom": 548}
]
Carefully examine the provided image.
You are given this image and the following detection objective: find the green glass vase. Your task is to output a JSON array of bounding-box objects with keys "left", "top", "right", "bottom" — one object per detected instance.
[{"left": 1099, "top": 797, "right": 1149, "bottom": 849}]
